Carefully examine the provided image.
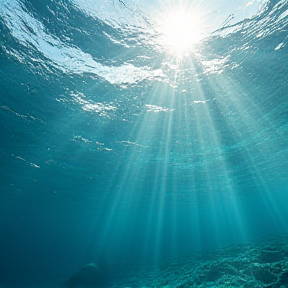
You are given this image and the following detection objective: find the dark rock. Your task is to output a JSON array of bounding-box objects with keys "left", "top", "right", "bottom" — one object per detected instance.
[
  {"left": 252, "top": 266, "right": 277, "bottom": 284},
  {"left": 60, "top": 263, "right": 112, "bottom": 288},
  {"left": 279, "top": 271, "right": 288, "bottom": 285},
  {"left": 258, "top": 250, "right": 283, "bottom": 263}
]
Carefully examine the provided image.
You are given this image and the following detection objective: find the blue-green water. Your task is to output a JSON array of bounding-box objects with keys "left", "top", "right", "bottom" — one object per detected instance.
[{"left": 0, "top": 0, "right": 288, "bottom": 287}]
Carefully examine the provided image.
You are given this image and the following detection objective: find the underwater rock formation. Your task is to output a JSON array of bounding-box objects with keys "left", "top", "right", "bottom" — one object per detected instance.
[
  {"left": 111, "top": 236, "right": 288, "bottom": 288},
  {"left": 60, "top": 263, "right": 112, "bottom": 288}
]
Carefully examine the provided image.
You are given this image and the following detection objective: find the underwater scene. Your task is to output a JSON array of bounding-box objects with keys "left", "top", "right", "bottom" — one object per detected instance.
[{"left": 0, "top": 0, "right": 288, "bottom": 287}]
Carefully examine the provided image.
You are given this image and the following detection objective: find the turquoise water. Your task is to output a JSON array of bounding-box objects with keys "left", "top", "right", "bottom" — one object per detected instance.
[{"left": 0, "top": 0, "right": 288, "bottom": 287}]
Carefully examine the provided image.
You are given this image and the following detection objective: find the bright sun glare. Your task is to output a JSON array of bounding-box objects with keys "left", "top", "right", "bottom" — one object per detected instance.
[{"left": 160, "top": 8, "right": 203, "bottom": 56}]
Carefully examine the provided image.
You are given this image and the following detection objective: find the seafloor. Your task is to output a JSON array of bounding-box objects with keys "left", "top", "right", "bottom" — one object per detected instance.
[{"left": 113, "top": 236, "right": 288, "bottom": 288}]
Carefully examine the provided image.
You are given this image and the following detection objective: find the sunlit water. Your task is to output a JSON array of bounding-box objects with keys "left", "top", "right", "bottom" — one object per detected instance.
[{"left": 0, "top": 0, "right": 288, "bottom": 287}]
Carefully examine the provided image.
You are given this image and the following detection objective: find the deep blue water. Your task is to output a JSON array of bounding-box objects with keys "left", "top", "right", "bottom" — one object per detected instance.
[{"left": 0, "top": 0, "right": 288, "bottom": 287}]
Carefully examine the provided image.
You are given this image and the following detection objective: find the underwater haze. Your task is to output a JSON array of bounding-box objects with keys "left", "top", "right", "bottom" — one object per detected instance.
[{"left": 0, "top": 0, "right": 288, "bottom": 287}]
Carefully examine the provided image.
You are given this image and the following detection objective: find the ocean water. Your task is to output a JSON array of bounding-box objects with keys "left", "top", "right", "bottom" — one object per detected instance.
[{"left": 0, "top": 0, "right": 288, "bottom": 287}]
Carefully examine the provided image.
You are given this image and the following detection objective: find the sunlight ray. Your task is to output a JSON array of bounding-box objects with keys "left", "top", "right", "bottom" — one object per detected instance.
[
  {"left": 203, "top": 73, "right": 288, "bottom": 233},
  {"left": 183, "top": 59, "right": 248, "bottom": 242}
]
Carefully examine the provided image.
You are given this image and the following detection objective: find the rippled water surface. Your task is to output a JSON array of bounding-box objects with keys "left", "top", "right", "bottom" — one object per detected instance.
[{"left": 0, "top": 0, "right": 288, "bottom": 287}]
